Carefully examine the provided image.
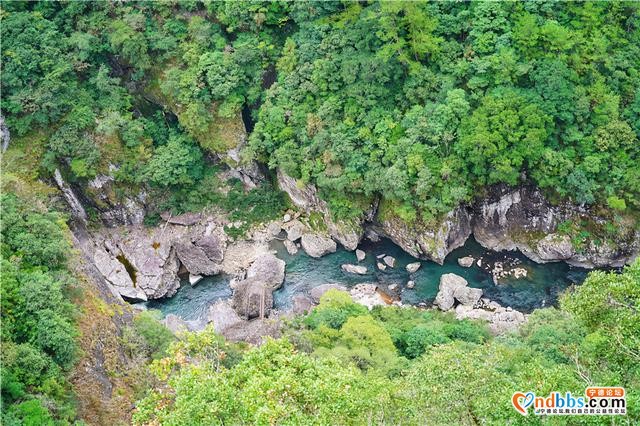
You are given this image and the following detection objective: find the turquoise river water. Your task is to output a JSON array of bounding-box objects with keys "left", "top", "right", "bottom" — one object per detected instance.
[{"left": 144, "top": 237, "right": 588, "bottom": 322}]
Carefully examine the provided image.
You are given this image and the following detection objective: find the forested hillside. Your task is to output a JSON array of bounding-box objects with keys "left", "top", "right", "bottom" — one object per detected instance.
[
  {"left": 2, "top": 1, "right": 638, "bottom": 221},
  {"left": 1, "top": 1, "right": 639, "bottom": 425}
]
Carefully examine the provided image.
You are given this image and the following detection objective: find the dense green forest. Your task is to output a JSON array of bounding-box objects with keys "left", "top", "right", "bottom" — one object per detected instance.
[
  {"left": 2, "top": 1, "right": 638, "bottom": 221},
  {"left": 1, "top": 1, "right": 639, "bottom": 424}
]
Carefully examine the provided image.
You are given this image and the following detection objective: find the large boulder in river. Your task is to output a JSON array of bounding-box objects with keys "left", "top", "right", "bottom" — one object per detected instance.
[
  {"left": 292, "top": 294, "right": 315, "bottom": 314},
  {"left": 246, "top": 253, "right": 285, "bottom": 290},
  {"left": 231, "top": 278, "right": 274, "bottom": 320},
  {"left": 453, "top": 286, "right": 483, "bottom": 307},
  {"left": 162, "top": 314, "right": 191, "bottom": 334},
  {"left": 458, "top": 256, "right": 474, "bottom": 267},
  {"left": 175, "top": 241, "right": 221, "bottom": 276},
  {"left": 406, "top": 262, "right": 421, "bottom": 274},
  {"left": 341, "top": 264, "right": 368, "bottom": 275},
  {"left": 301, "top": 233, "right": 337, "bottom": 258},
  {"left": 434, "top": 273, "right": 468, "bottom": 311},
  {"left": 93, "top": 248, "right": 148, "bottom": 301},
  {"left": 356, "top": 249, "right": 366, "bottom": 262},
  {"left": 383, "top": 256, "right": 396, "bottom": 268},
  {"left": 283, "top": 239, "right": 298, "bottom": 255}
]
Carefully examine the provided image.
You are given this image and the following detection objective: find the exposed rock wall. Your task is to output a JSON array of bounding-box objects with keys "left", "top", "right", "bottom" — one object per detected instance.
[
  {"left": 472, "top": 185, "right": 639, "bottom": 268},
  {"left": 374, "top": 203, "right": 472, "bottom": 265},
  {"left": 277, "top": 170, "right": 365, "bottom": 250}
]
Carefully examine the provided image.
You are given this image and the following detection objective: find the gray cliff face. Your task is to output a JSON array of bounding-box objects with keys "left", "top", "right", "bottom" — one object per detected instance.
[
  {"left": 54, "top": 168, "right": 88, "bottom": 224},
  {"left": 276, "top": 170, "right": 364, "bottom": 250},
  {"left": 86, "top": 165, "right": 146, "bottom": 226},
  {"left": 472, "top": 185, "right": 639, "bottom": 268},
  {"left": 374, "top": 204, "right": 472, "bottom": 265}
]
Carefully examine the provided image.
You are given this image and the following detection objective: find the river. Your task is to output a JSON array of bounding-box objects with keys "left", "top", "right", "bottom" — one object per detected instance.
[{"left": 143, "top": 236, "right": 588, "bottom": 322}]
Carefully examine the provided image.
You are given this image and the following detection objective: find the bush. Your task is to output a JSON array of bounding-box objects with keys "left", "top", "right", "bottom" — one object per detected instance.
[
  {"left": 402, "top": 327, "right": 450, "bottom": 359},
  {"left": 304, "top": 289, "right": 368, "bottom": 330}
]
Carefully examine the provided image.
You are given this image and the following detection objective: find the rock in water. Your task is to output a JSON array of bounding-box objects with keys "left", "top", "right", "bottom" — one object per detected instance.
[
  {"left": 189, "top": 274, "right": 203, "bottom": 286},
  {"left": 231, "top": 278, "right": 274, "bottom": 320},
  {"left": 284, "top": 239, "right": 298, "bottom": 255},
  {"left": 246, "top": 253, "right": 286, "bottom": 290},
  {"left": 301, "top": 234, "right": 337, "bottom": 258},
  {"left": 356, "top": 249, "right": 366, "bottom": 262},
  {"left": 406, "top": 280, "right": 415, "bottom": 289},
  {"left": 406, "top": 262, "right": 421, "bottom": 274},
  {"left": 388, "top": 283, "right": 398, "bottom": 291},
  {"left": 513, "top": 267, "right": 528, "bottom": 279},
  {"left": 341, "top": 264, "right": 368, "bottom": 275},
  {"left": 458, "top": 256, "right": 474, "bottom": 268},
  {"left": 434, "top": 273, "right": 468, "bottom": 311},
  {"left": 377, "top": 262, "right": 386, "bottom": 271},
  {"left": 310, "top": 284, "right": 347, "bottom": 303},
  {"left": 383, "top": 255, "right": 396, "bottom": 268},
  {"left": 453, "top": 286, "right": 483, "bottom": 306},
  {"left": 175, "top": 241, "right": 220, "bottom": 276}
]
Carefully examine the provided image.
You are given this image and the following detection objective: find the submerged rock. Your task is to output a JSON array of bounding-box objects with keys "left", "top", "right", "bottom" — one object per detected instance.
[
  {"left": 341, "top": 264, "right": 368, "bottom": 275},
  {"left": 377, "top": 262, "right": 386, "bottom": 271},
  {"left": 301, "top": 233, "right": 337, "bottom": 258},
  {"left": 458, "top": 256, "right": 474, "bottom": 268},
  {"left": 406, "top": 262, "right": 421, "bottom": 274}
]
